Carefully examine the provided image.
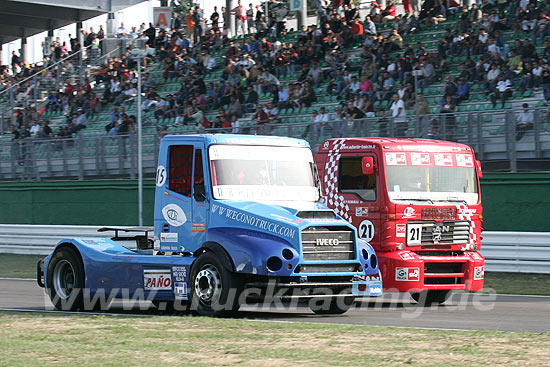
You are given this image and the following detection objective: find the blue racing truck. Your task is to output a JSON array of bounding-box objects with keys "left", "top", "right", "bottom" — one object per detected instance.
[{"left": 37, "top": 134, "right": 382, "bottom": 316}]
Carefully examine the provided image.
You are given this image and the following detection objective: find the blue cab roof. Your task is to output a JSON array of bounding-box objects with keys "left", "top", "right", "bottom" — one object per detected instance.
[{"left": 161, "top": 134, "right": 310, "bottom": 148}]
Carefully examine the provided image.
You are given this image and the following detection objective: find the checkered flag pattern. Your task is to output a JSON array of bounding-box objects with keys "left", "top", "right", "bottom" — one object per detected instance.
[{"left": 323, "top": 139, "right": 352, "bottom": 222}]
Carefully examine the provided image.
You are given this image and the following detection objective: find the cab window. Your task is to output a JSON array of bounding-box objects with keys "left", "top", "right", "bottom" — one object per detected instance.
[
  {"left": 338, "top": 157, "right": 376, "bottom": 201},
  {"left": 169, "top": 145, "right": 193, "bottom": 197}
]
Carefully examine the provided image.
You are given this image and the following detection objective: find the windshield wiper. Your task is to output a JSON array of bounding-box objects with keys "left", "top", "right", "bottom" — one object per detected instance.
[
  {"left": 434, "top": 199, "right": 468, "bottom": 205},
  {"left": 395, "top": 198, "right": 434, "bottom": 204}
]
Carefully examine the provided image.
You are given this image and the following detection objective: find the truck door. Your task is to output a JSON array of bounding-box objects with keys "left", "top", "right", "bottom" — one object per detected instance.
[
  {"left": 157, "top": 144, "right": 207, "bottom": 253},
  {"left": 190, "top": 148, "right": 208, "bottom": 247},
  {"left": 337, "top": 155, "right": 381, "bottom": 248}
]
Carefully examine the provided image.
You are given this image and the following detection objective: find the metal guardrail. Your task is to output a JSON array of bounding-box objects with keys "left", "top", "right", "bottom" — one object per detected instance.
[
  {"left": 479, "top": 232, "right": 550, "bottom": 274},
  {"left": 0, "top": 225, "right": 548, "bottom": 274}
]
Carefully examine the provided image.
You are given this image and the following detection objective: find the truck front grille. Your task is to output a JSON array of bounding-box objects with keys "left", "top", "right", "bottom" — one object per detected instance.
[
  {"left": 301, "top": 226, "right": 355, "bottom": 261},
  {"left": 412, "top": 220, "right": 470, "bottom": 246}
]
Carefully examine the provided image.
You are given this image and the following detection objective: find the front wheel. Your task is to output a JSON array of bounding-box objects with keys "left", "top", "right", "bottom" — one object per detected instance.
[
  {"left": 310, "top": 296, "right": 356, "bottom": 315},
  {"left": 411, "top": 290, "right": 452, "bottom": 306},
  {"left": 190, "top": 252, "right": 243, "bottom": 317},
  {"left": 47, "top": 247, "right": 85, "bottom": 311}
]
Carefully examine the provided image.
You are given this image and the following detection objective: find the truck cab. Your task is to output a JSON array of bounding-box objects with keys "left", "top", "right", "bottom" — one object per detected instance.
[
  {"left": 40, "top": 134, "right": 383, "bottom": 316},
  {"left": 316, "top": 138, "right": 485, "bottom": 304}
]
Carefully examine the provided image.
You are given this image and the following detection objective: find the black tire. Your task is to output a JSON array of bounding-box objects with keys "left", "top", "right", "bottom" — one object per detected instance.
[
  {"left": 47, "top": 247, "right": 85, "bottom": 311},
  {"left": 309, "top": 296, "right": 356, "bottom": 315},
  {"left": 190, "top": 252, "right": 243, "bottom": 317},
  {"left": 411, "top": 290, "right": 452, "bottom": 306}
]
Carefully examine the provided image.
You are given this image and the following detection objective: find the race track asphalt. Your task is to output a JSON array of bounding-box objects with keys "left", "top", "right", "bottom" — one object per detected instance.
[{"left": 1, "top": 278, "right": 548, "bottom": 333}]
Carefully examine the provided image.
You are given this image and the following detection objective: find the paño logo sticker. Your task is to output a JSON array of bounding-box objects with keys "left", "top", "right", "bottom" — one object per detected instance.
[{"left": 162, "top": 204, "right": 187, "bottom": 227}]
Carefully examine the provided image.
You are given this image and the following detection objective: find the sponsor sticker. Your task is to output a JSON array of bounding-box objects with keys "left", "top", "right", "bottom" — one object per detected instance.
[
  {"left": 474, "top": 266, "right": 484, "bottom": 280},
  {"left": 153, "top": 239, "right": 160, "bottom": 250},
  {"left": 399, "top": 252, "right": 416, "bottom": 260},
  {"left": 403, "top": 207, "right": 416, "bottom": 218},
  {"left": 160, "top": 232, "right": 178, "bottom": 242},
  {"left": 396, "top": 224, "right": 406, "bottom": 238},
  {"left": 395, "top": 267, "right": 420, "bottom": 281},
  {"left": 456, "top": 154, "right": 474, "bottom": 168},
  {"left": 162, "top": 204, "right": 187, "bottom": 227},
  {"left": 410, "top": 152, "right": 431, "bottom": 166},
  {"left": 385, "top": 152, "right": 407, "bottom": 166},
  {"left": 144, "top": 269, "right": 172, "bottom": 290},
  {"left": 174, "top": 282, "right": 188, "bottom": 300},
  {"left": 434, "top": 153, "right": 454, "bottom": 166},
  {"left": 191, "top": 223, "right": 206, "bottom": 233},
  {"left": 356, "top": 207, "right": 369, "bottom": 217}
]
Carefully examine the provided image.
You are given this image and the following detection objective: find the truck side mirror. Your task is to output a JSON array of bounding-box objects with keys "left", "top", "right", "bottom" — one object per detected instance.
[
  {"left": 362, "top": 157, "right": 375, "bottom": 175},
  {"left": 193, "top": 184, "right": 206, "bottom": 202},
  {"left": 475, "top": 160, "right": 483, "bottom": 178}
]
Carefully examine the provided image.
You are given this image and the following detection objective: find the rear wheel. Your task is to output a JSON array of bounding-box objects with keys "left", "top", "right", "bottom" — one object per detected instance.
[
  {"left": 47, "top": 247, "right": 85, "bottom": 311},
  {"left": 190, "top": 252, "right": 243, "bottom": 317},
  {"left": 411, "top": 290, "right": 452, "bottom": 306},
  {"left": 310, "top": 296, "right": 356, "bottom": 315}
]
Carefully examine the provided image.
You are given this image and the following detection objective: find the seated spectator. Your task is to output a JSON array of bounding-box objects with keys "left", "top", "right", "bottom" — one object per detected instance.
[
  {"left": 454, "top": 77, "right": 470, "bottom": 105},
  {"left": 491, "top": 74, "right": 512, "bottom": 108},
  {"left": 516, "top": 103, "right": 534, "bottom": 140}
]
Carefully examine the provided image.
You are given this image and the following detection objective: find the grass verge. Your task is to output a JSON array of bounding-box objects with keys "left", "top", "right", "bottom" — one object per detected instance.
[
  {"left": 0, "top": 254, "right": 44, "bottom": 279},
  {"left": 0, "top": 312, "right": 549, "bottom": 366},
  {"left": 1, "top": 254, "right": 550, "bottom": 295}
]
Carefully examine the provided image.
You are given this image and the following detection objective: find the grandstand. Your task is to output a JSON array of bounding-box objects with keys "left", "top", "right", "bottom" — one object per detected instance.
[{"left": 2, "top": 0, "right": 550, "bottom": 181}]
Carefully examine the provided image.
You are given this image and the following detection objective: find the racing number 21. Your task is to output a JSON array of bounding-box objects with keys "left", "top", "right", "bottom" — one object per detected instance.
[
  {"left": 407, "top": 223, "right": 422, "bottom": 245},
  {"left": 358, "top": 220, "right": 375, "bottom": 242}
]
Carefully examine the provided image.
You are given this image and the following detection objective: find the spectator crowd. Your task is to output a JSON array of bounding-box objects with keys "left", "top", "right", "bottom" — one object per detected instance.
[{"left": 7, "top": 0, "right": 550, "bottom": 152}]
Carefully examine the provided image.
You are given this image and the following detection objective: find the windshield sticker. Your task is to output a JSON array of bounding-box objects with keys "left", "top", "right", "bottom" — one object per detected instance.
[
  {"left": 456, "top": 154, "right": 474, "bottom": 167},
  {"left": 210, "top": 145, "right": 313, "bottom": 161},
  {"left": 434, "top": 153, "right": 454, "bottom": 166},
  {"left": 410, "top": 153, "right": 431, "bottom": 166},
  {"left": 385, "top": 152, "right": 407, "bottom": 166},
  {"left": 162, "top": 204, "right": 187, "bottom": 227},
  {"left": 212, "top": 185, "right": 318, "bottom": 202},
  {"left": 211, "top": 204, "right": 296, "bottom": 239}
]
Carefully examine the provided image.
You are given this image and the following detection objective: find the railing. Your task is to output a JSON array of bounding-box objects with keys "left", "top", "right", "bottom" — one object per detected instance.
[
  {"left": 0, "top": 225, "right": 547, "bottom": 274},
  {"left": 479, "top": 232, "right": 550, "bottom": 274},
  {"left": 2, "top": 106, "right": 550, "bottom": 180}
]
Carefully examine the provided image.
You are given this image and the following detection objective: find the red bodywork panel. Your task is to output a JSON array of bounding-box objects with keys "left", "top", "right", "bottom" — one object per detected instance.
[{"left": 315, "top": 138, "right": 485, "bottom": 293}]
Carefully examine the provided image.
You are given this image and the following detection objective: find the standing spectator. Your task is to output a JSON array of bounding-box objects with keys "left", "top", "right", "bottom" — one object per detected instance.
[
  {"left": 542, "top": 63, "right": 550, "bottom": 102},
  {"left": 415, "top": 94, "right": 430, "bottom": 138},
  {"left": 186, "top": 9, "right": 196, "bottom": 39},
  {"left": 211, "top": 6, "right": 220, "bottom": 29},
  {"left": 439, "top": 95, "right": 456, "bottom": 141},
  {"left": 11, "top": 51, "right": 20, "bottom": 74},
  {"left": 275, "top": 4, "right": 289, "bottom": 37},
  {"left": 390, "top": 93, "right": 407, "bottom": 137},
  {"left": 170, "top": 12, "right": 182, "bottom": 31},
  {"left": 516, "top": 103, "right": 534, "bottom": 140},
  {"left": 231, "top": 0, "right": 248, "bottom": 36},
  {"left": 194, "top": 6, "right": 205, "bottom": 44},
  {"left": 247, "top": 3, "right": 255, "bottom": 34}
]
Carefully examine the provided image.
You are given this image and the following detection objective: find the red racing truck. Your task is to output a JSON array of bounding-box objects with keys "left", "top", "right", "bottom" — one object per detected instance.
[{"left": 315, "top": 138, "right": 485, "bottom": 304}]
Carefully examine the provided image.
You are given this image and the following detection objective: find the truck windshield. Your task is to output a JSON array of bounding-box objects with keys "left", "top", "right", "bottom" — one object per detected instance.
[
  {"left": 209, "top": 145, "right": 319, "bottom": 201},
  {"left": 386, "top": 166, "right": 479, "bottom": 205}
]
